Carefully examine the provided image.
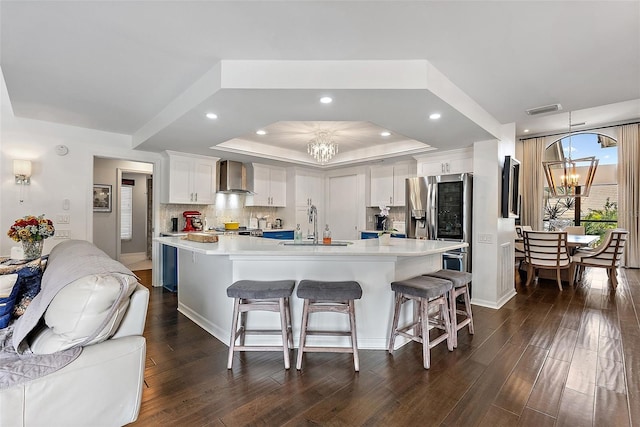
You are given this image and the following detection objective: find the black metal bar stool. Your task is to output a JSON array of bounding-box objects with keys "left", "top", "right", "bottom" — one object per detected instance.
[
  {"left": 388, "top": 275, "right": 453, "bottom": 369},
  {"left": 226, "top": 279, "right": 295, "bottom": 369},
  {"left": 424, "top": 270, "right": 474, "bottom": 348},
  {"left": 296, "top": 280, "right": 363, "bottom": 371}
]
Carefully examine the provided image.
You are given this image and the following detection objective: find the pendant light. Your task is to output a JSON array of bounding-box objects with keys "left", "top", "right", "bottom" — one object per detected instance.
[{"left": 542, "top": 112, "right": 598, "bottom": 197}]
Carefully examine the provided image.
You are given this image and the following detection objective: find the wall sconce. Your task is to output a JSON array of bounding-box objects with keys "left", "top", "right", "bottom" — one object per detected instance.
[{"left": 14, "top": 159, "right": 32, "bottom": 185}]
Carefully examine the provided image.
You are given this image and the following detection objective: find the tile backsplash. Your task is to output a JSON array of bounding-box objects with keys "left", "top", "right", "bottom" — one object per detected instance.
[{"left": 159, "top": 193, "right": 284, "bottom": 232}]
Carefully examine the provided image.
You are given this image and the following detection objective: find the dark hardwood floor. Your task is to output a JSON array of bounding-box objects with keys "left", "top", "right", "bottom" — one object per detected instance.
[{"left": 131, "top": 266, "right": 640, "bottom": 426}]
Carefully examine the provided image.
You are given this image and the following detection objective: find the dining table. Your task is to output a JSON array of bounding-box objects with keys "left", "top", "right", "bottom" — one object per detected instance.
[{"left": 516, "top": 233, "right": 600, "bottom": 284}]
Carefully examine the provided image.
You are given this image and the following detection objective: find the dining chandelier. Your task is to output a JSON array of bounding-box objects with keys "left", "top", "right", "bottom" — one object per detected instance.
[
  {"left": 307, "top": 130, "right": 338, "bottom": 164},
  {"left": 542, "top": 112, "right": 598, "bottom": 197}
]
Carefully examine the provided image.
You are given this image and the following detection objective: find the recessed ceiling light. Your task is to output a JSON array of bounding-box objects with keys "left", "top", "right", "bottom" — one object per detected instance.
[
  {"left": 320, "top": 96, "right": 333, "bottom": 104},
  {"left": 523, "top": 129, "right": 530, "bottom": 133},
  {"left": 380, "top": 131, "right": 391, "bottom": 137},
  {"left": 206, "top": 113, "right": 218, "bottom": 120},
  {"left": 256, "top": 130, "right": 267, "bottom": 135},
  {"left": 429, "top": 113, "right": 441, "bottom": 120}
]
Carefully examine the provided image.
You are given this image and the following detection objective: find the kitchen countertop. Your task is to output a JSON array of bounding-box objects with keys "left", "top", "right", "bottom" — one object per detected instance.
[{"left": 155, "top": 235, "right": 467, "bottom": 257}]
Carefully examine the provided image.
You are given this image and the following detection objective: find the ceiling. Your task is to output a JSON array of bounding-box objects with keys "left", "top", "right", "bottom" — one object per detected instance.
[{"left": 1, "top": 1, "right": 639, "bottom": 169}]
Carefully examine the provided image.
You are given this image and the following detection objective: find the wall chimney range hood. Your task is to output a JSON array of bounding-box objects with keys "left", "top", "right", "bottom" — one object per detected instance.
[{"left": 217, "top": 160, "right": 253, "bottom": 193}]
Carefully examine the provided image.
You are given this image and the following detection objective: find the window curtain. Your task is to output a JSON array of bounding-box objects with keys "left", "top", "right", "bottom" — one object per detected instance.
[
  {"left": 618, "top": 123, "right": 640, "bottom": 268},
  {"left": 521, "top": 137, "right": 546, "bottom": 230}
]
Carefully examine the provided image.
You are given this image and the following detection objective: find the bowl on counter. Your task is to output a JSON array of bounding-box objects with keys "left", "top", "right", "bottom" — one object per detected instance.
[{"left": 224, "top": 222, "right": 240, "bottom": 230}]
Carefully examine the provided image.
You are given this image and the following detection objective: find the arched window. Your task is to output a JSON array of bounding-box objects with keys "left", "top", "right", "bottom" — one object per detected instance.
[{"left": 543, "top": 133, "right": 618, "bottom": 239}]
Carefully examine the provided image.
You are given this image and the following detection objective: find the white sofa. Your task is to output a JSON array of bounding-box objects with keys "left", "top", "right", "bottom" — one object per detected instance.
[{"left": 0, "top": 241, "right": 149, "bottom": 427}]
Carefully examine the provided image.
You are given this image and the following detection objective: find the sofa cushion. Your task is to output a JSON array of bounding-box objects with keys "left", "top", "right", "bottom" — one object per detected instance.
[
  {"left": 12, "top": 240, "right": 138, "bottom": 354},
  {"left": 29, "top": 272, "right": 137, "bottom": 354}
]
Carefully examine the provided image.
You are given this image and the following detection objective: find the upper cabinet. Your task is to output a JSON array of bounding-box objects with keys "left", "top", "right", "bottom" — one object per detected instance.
[
  {"left": 369, "top": 161, "right": 415, "bottom": 207},
  {"left": 163, "top": 151, "right": 218, "bottom": 204},
  {"left": 246, "top": 163, "right": 286, "bottom": 207},
  {"left": 415, "top": 148, "right": 473, "bottom": 177},
  {"left": 295, "top": 171, "right": 324, "bottom": 208}
]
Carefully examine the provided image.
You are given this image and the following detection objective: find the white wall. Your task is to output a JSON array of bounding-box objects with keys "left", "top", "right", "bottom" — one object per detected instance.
[
  {"left": 0, "top": 68, "right": 162, "bottom": 257},
  {"left": 471, "top": 123, "right": 517, "bottom": 309}
]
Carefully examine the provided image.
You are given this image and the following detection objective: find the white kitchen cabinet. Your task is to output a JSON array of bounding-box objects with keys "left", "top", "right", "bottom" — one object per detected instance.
[
  {"left": 416, "top": 148, "right": 473, "bottom": 177},
  {"left": 295, "top": 171, "right": 324, "bottom": 208},
  {"left": 246, "top": 163, "right": 286, "bottom": 207},
  {"left": 369, "top": 162, "right": 413, "bottom": 207},
  {"left": 164, "top": 152, "right": 218, "bottom": 204}
]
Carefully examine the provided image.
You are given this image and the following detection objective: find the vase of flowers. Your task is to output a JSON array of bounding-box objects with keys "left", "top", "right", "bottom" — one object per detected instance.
[{"left": 7, "top": 214, "right": 55, "bottom": 260}]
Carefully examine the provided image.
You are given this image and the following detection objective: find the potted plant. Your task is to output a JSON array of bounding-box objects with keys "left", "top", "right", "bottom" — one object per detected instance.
[{"left": 377, "top": 205, "right": 396, "bottom": 245}]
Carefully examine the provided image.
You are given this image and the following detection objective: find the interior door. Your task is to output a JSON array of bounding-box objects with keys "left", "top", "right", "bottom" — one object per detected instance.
[{"left": 327, "top": 174, "right": 359, "bottom": 240}]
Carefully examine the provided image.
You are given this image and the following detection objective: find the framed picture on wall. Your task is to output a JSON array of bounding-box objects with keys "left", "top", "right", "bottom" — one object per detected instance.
[{"left": 93, "top": 184, "right": 112, "bottom": 212}]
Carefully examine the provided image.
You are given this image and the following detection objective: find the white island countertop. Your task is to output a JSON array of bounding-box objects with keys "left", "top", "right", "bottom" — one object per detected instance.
[{"left": 155, "top": 235, "right": 467, "bottom": 257}]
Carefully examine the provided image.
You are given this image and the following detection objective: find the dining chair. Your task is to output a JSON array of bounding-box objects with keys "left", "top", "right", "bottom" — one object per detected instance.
[
  {"left": 515, "top": 225, "right": 532, "bottom": 239},
  {"left": 572, "top": 229, "right": 628, "bottom": 289},
  {"left": 523, "top": 230, "right": 572, "bottom": 291},
  {"left": 564, "top": 226, "right": 585, "bottom": 235}
]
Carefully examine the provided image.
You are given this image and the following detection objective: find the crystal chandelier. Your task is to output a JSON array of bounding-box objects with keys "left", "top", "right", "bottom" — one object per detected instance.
[
  {"left": 542, "top": 112, "right": 598, "bottom": 197},
  {"left": 307, "top": 130, "right": 338, "bottom": 164}
]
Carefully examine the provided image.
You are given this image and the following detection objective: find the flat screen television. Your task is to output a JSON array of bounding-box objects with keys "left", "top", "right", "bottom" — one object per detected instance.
[{"left": 502, "top": 155, "right": 520, "bottom": 218}]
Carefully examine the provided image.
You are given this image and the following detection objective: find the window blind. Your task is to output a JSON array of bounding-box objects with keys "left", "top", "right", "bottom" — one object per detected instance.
[{"left": 121, "top": 185, "right": 133, "bottom": 240}]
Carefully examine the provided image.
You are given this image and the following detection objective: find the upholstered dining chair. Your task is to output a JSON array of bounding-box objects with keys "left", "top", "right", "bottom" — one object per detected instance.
[
  {"left": 572, "top": 229, "right": 628, "bottom": 289},
  {"left": 515, "top": 225, "right": 532, "bottom": 239},
  {"left": 564, "top": 226, "right": 585, "bottom": 235},
  {"left": 523, "top": 230, "right": 572, "bottom": 291}
]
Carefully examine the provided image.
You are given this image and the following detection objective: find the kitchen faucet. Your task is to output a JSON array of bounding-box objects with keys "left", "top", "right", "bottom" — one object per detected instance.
[{"left": 308, "top": 204, "right": 318, "bottom": 244}]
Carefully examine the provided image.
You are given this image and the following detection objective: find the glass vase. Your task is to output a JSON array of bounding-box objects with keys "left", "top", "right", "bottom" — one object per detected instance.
[{"left": 22, "top": 240, "right": 44, "bottom": 261}]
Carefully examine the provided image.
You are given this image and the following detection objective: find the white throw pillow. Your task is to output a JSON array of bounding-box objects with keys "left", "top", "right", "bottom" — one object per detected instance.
[
  {"left": 29, "top": 273, "right": 138, "bottom": 354},
  {"left": 0, "top": 274, "right": 18, "bottom": 298}
]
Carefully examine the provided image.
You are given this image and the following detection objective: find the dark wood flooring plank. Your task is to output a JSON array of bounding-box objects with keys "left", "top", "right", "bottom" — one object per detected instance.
[
  {"left": 565, "top": 346, "right": 598, "bottom": 396},
  {"left": 477, "top": 404, "right": 519, "bottom": 427},
  {"left": 441, "top": 342, "right": 526, "bottom": 426},
  {"left": 556, "top": 388, "right": 594, "bottom": 427},
  {"left": 575, "top": 308, "right": 601, "bottom": 351},
  {"left": 492, "top": 345, "right": 548, "bottom": 415},
  {"left": 596, "top": 356, "right": 626, "bottom": 394},
  {"left": 525, "top": 357, "right": 570, "bottom": 417},
  {"left": 547, "top": 327, "right": 578, "bottom": 362},
  {"left": 594, "top": 386, "right": 631, "bottom": 427},
  {"left": 517, "top": 407, "right": 556, "bottom": 427}
]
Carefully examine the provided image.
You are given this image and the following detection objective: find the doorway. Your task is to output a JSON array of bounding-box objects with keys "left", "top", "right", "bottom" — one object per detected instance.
[{"left": 93, "top": 157, "right": 154, "bottom": 269}]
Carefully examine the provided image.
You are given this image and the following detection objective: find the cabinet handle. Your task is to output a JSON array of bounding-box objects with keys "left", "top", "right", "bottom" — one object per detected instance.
[
  {"left": 195, "top": 193, "right": 198, "bottom": 202},
  {"left": 441, "top": 163, "right": 445, "bottom": 173},
  {"left": 390, "top": 196, "right": 392, "bottom": 205}
]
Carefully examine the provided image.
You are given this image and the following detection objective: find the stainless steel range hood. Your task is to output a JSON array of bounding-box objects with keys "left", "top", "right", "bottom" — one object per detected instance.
[{"left": 217, "top": 160, "right": 253, "bottom": 193}]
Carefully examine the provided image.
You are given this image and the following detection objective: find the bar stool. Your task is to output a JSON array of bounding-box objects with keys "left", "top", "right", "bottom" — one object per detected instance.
[
  {"left": 388, "top": 275, "right": 453, "bottom": 369},
  {"left": 226, "top": 279, "right": 295, "bottom": 369},
  {"left": 296, "top": 280, "right": 363, "bottom": 371},
  {"left": 424, "top": 270, "right": 474, "bottom": 348}
]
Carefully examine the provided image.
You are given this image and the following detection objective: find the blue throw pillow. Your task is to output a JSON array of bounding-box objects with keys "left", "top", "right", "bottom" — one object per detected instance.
[
  {"left": 12, "top": 257, "right": 47, "bottom": 318},
  {"left": 0, "top": 275, "right": 20, "bottom": 328}
]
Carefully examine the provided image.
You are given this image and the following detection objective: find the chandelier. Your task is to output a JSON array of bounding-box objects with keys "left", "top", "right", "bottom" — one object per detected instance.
[
  {"left": 307, "top": 130, "right": 338, "bottom": 164},
  {"left": 542, "top": 112, "right": 598, "bottom": 197}
]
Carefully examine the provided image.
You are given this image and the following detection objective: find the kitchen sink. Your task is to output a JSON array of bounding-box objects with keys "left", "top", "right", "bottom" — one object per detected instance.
[{"left": 281, "top": 241, "right": 352, "bottom": 246}]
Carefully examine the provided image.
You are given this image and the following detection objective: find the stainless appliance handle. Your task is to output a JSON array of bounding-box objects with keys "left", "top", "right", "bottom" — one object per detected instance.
[{"left": 443, "top": 252, "right": 464, "bottom": 259}]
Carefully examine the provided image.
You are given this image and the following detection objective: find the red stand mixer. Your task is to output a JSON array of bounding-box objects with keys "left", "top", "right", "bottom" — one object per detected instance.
[{"left": 182, "top": 211, "right": 202, "bottom": 232}]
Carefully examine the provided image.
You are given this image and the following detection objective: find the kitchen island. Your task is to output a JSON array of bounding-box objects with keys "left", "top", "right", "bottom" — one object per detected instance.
[{"left": 155, "top": 235, "right": 467, "bottom": 350}]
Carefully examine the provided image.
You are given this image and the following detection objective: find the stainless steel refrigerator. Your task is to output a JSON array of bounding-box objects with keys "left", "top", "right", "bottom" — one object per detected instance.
[{"left": 405, "top": 173, "right": 473, "bottom": 272}]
